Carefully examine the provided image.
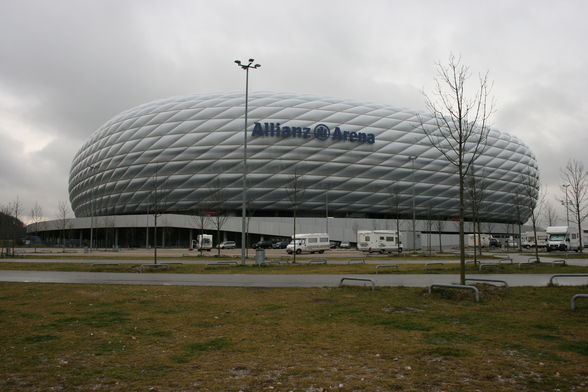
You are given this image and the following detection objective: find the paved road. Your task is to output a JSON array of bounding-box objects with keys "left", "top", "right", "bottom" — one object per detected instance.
[{"left": 1, "top": 270, "right": 587, "bottom": 287}]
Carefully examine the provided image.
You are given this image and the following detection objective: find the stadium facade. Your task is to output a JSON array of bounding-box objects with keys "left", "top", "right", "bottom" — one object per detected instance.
[{"left": 35, "top": 92, "right": 540, "bottom": 249}]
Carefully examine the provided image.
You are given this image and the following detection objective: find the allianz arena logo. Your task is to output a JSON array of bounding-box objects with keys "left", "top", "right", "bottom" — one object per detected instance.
[{"left": 251, "top": 122, "right": 376, "bottom": 144}]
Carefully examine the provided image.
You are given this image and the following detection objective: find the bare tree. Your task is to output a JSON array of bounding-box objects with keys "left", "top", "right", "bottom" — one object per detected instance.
[
  {"left": 466, "top": 167, "right": 490, "bottom": 263},
  {"left": 485, "top": 221, "right": 496, "bottom": 247},
  {"left": 435, "top": 218, "right": 445, "bottom": 253},
  {"left": 388, "top": 186, "right": 403, "bottom": 253},
  {"left": 285, "top": 170, "right": 305, "bottom": 264},
  {"left": 419, "top": 54, "right": 493, "bottom": 284},
  {"left": 191, "top": 188, "right": 213, "bottom": 255},
  {"left": 561, "top": 159, "right": 588, "bottom": 251},
  {"left": 522, "top": 171, "right": 543, "bottom": 261},
  {"left": 513, "top": 191, "right": 525, "bottom": 252},
  {"left": 30, "top": 202, "right": 43, "bottom": 253},
  {"left": 542, "top": 201, "right": 558, "bottom": 227},
  {"left": 0, "top": 201, "right": 25, "bottom": 256},
  {"left": 9, "top": 197, "right": 23, "bottom": 255},
  {"left": 210, "top": 180, "right": 230, "bottom": 256},
  {"left": 0, "top": 204, "right": 10, "bottom": 255},
  {"left": 56, "top": 201, "right": 71, "bottom": 252},
  {"left": 103, "top": 215, "right": 117, "bottom": 249},
  {"left": 425, "top": 208, "right": 433, "bottom": 256},
  {"left": 150, "top": 164, "right": 169, "bottom": 264}
]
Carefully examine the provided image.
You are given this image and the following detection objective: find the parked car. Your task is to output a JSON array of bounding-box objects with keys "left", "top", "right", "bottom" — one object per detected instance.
[
  {"left": 489, "top": 238, "right": 500, "bottom": 248},
  {"left": 339, "top": 241, "right": 351, "bottom": 249},
  {"left": 252, "top": 240, "right": 274, "bottom": 249},
  {"left": 272, "top": 240, "right": 289, "bottom": 249},
  {"left": 218, "top": 241, "right": 236, "bottom": 249}
]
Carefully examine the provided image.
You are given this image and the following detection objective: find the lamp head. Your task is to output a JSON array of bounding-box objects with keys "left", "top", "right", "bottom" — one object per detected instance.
[
  {"left": 234, "top": 60, "right": 241, "bottom": 65},
  {"left": 254, "top": 64, "right": 261, "bottom": 68},
  {"left": 248, "top": 58, "right": 255, "bottom": 63}
]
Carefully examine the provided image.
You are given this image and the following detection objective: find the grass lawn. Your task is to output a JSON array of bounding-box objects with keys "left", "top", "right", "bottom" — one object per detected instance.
[
  {"left": 1, "top": 282, "right": 587, "bottom": 391},
  {"left": 1, "top": 260, "right": 587, "bottom": 275}
]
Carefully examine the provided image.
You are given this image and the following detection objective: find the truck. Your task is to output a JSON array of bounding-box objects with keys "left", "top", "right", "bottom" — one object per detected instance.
[
  {"left": 192, "top": 234, "right": 213, "bottom": 251},
  {"left": 286, "top": 233, "right": 330, "bottom": 254},
  {"left": 546, "top": 226, "right": 581, "bottom": 252},
  {"left": 521, "top": 231, "right": 547, "bottom": 248},
  {"left": 357, "top": 230, "right": 403, "bottom": 254}
]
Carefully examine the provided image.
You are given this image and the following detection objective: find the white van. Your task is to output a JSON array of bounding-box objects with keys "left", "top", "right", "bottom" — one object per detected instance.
[
  {"left": 357, "top": 230, "right": 403, "bottom": 254},
  {"left": 466, "top": 233, "right": 492, "bottom": 248},
  {"left": 286, "top": 233, "right": 330, "bottom": 254},
  {"left": 521, "top": 231, "right": 547, "bottom": 248},
  {"left": 547, "top": 226, "right": 581, "bottom": 252},
  {"left": 192, "top": 234, "right": 213, "bottom": 251}
]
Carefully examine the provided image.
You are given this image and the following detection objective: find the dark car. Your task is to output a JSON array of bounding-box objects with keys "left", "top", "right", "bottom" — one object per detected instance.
[
  {"left": 489, "top": 238, "right": 500, "bottom": 248},
  {"left": 272, "top": 240, "right": 289, "bottom": 249},
  {"left": 252, "top": 240, "right": 274, "bottom": 249}
]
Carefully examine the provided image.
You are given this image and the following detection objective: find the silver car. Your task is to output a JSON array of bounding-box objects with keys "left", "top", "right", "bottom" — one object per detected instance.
[{"left": 218, "top": 241, "right": 236, "bottom": 249}]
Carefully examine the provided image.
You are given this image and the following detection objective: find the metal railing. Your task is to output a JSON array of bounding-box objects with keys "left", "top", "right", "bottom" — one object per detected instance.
[
  {"left": 571, "top": 294, "right": 588, "bottom": 310},
  {"left": 548, "top": 274, "right": 588, "bottom": 286},
  {"left": 375, "top": 264, "right": 399, "bottom": 274},
  {"left": 339, "top": 277, "right": 375, "bottom": 290},
  {"left": 465, "top": 278, "right": 508, "bottom": 288},
  {"left": 347, "top": 258, "right": 366, "bottom": 264}
]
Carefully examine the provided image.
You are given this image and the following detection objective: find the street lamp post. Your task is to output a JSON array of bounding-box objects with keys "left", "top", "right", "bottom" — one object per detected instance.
[
  {"left": 325, "top": 190, "right": 329, "bottom": 234},
  {"left": 409, "top": 156, "right": 417, "bottom": 253},
  {"left": 235, "top": 58, "right": 261, "bottom": 265},
  {"left": 563, "top": 184, "right": 570, "bottom": 227}
]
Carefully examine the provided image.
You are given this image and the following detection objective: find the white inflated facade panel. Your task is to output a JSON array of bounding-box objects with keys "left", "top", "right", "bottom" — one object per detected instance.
[{"left": 69, "top": 92, "right": 539, "bottom": 223}]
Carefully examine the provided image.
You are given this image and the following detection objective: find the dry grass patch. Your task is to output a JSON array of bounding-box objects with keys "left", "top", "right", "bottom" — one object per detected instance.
[
  {"left": 1, "top": 261, "right": 587, "bottom": 275},
  {"left": 0, "top": 283, "right": 587, "bottom": 391}
]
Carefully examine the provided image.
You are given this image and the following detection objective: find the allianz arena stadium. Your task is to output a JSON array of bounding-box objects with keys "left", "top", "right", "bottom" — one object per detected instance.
[
  {"left": 69, "top": 91, "right": 538, "bottom": 222},
  {"left": 34, "top": 91, "right": 540, "bottom": 249}
]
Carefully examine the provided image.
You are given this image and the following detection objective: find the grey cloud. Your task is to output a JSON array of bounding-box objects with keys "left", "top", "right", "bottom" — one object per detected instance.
[{"left": 1, "top": 0, "right": 588, "bottom": 221}]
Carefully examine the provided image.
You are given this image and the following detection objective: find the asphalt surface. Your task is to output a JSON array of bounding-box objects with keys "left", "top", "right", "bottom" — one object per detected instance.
[
  {"left": 1, "top": 270, "right": 588, "bottom": 288},
  {"left": 2, "top": 250, "right": 587, "bottom": 288}
]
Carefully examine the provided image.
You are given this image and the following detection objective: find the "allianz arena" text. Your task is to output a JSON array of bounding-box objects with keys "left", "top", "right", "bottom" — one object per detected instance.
[{"left": 251, "top": 122, "right": 376, "bottom": 144}]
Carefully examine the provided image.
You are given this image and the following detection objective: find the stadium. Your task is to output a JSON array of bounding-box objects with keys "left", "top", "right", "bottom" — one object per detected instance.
[{"left": 36, "top": 91, "right": 539, "bottom": 249}]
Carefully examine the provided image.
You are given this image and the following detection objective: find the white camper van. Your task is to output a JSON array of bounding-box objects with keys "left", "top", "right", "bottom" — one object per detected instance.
[
  {"left": 192, "top": 234, "right": 213, "bottom": 251},
  {"left": 466, "top": 234, "right": 492, "bottom": 248},
  {"left": 286, "top": 233, "right": 330, "bottom": 254},
  {"left": 521, "top": 231, "right": 547, "bottom": 248},
  {"left": 357, "top": 230, "right": 403, "bottom": 254},
  {"left": 546, "top": 226, "right": 580, "bottom": 252}
]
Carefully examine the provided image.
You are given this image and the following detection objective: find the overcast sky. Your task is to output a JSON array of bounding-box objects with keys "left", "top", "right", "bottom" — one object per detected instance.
[{"left": 1, "top": 0, "right": 587, "bottom": 223}]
